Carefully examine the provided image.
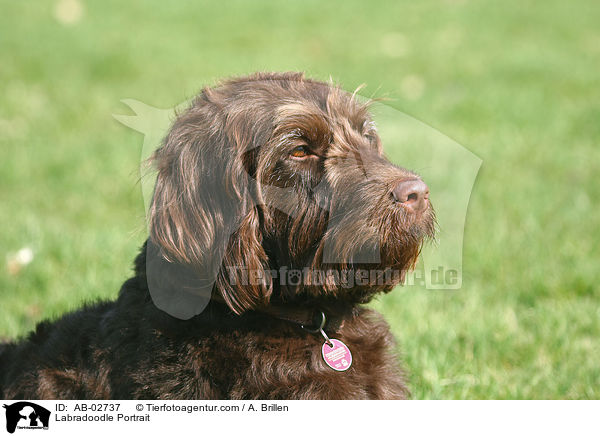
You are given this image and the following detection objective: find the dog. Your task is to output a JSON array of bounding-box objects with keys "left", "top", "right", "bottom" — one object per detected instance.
[{"left": 0, "top": 72, "right": 435, "bottom": 399}]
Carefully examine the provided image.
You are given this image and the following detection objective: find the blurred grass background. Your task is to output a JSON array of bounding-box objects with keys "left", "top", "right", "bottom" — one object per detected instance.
[{"left": 1, "top": 0, "right": 599, "bottom": 399}]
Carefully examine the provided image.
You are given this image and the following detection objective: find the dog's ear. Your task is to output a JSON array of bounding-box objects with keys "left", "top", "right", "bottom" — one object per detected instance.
[
  {"left": 215, "top": 204, "right": 272, "bottom": 314},
  {"left": 147, "top": 99, "right": 272, "bottom": 317}
]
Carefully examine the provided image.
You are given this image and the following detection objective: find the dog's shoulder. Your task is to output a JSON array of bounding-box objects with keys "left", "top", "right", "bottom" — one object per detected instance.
[{"left": 0, "top": 299, "right": 118, "bottom": 399}]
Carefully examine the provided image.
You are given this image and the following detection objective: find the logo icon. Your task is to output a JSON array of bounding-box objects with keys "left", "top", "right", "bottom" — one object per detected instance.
[
  {"left": 114, "top": 95, "right": 481, "bottom": 321},
  {"left": 3, "top": 402, "right": 50, "bottom": 434}
]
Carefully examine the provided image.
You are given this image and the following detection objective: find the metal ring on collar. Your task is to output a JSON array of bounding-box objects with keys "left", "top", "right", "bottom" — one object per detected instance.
[{"left": 301, "top": 310, "right": 326, "bottom": 333}]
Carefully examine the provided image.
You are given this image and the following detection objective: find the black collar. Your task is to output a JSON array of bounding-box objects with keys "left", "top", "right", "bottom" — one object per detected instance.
[{"left": 211, "top": 294, "right": 355, "bottom": 334}]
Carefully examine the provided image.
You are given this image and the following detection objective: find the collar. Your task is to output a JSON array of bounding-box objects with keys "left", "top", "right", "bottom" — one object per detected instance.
[
  {"left": 258, "top": 302, "right": 353, "bottom": 333},
  {"left": 211, "top": 294, "right": 354, "bottom": 334}
]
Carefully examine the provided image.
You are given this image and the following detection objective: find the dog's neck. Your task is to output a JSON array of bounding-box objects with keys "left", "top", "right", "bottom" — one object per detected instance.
[
  {"left": 134, "top": 240, "right": 361, "bottom": 333},
  {"left": 211, "top": 292, "right": 356, "bottom": 334}
]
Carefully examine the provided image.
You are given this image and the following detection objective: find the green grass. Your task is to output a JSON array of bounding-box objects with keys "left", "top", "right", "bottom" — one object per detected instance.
[{"left": 1, "top": 0, "right": 599, "bottom": 398}]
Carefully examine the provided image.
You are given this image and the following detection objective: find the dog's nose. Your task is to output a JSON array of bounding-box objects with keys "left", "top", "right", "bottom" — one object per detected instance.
[{"left": 392, "top": 178, "right": 429, "bottom": 213}]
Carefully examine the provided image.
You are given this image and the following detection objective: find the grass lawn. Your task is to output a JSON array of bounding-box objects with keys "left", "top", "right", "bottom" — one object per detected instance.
[{"left": 1, "top": 0, "right": 599, "bottom": 399}]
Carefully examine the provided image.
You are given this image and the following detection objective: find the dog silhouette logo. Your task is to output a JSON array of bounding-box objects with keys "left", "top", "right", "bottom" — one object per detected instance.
[{"left": 3, "top": 402, "right": 50, "bottom": 433}]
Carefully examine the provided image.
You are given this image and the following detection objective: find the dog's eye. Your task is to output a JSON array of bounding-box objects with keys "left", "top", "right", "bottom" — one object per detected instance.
[
  {"left": 365, "top": 133, "right": 377, "bottom": 145},
  {"left": 290, "top": 145, "right": 311, "bottom": 159}
]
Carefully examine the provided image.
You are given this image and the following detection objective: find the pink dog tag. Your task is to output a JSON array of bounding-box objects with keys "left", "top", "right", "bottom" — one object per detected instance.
[{"left": 321, "top": 339, "right": 352, "bottom": 371}]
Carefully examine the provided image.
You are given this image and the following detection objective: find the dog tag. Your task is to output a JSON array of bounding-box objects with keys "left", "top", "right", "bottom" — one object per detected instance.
[{"left": 321, "top": 339, "right": 352, "bottom": 371}]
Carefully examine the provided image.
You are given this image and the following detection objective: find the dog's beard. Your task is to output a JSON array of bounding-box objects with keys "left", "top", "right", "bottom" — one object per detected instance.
[{"left": 267, "top": 198, "right": 436, "bottom": 304}]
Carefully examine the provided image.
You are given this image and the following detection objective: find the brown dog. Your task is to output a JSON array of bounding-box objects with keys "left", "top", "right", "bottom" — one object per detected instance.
[{"left": 0, "top": 72, "right": 435, "bottom": 399}]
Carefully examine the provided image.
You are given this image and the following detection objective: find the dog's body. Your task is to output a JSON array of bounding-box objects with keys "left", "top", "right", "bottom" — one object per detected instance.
[
  {"left": 0, "top": 248, "right": 406, "bottom": 399},
  {"left": 1, "top": 73, "right": 434, "bottom": 400}
]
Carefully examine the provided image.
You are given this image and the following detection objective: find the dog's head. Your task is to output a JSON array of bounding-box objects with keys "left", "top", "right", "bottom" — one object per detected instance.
[{"left": 147, "top": 72, "right": 435, "bottom": 317}]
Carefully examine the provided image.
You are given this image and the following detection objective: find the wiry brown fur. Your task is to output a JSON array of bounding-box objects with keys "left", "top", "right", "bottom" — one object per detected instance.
[{"left": 0, "top": 72, "right": 435, "bottom": 399}]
